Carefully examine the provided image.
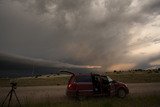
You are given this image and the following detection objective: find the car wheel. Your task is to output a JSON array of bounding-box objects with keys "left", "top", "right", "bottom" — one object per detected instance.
[{"left": 117, "top": 88, "right": 126, "bottom": 98}]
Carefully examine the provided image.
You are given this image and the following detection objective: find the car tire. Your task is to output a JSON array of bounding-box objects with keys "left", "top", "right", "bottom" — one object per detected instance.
[{"left": 117, "top": 88, "right": 126, "bottom": 98}]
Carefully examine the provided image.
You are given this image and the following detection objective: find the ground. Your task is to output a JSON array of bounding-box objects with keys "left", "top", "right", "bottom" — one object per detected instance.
[{"left": 0, "top": 72, "right": 160, "bottom": 107}]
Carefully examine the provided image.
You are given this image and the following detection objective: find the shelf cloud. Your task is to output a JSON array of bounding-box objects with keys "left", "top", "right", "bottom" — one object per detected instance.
[{"left": 0, "top": 0, "right": 160, "bottom": 71}]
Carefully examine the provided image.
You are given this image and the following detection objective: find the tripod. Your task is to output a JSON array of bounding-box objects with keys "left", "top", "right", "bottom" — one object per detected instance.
[{"left": 1, "top": 83, "right": 21, "bottom": 107}]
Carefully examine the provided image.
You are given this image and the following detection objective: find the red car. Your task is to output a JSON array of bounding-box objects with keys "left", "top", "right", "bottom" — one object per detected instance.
[{"left": 62, "top": 71, "right": 129, "bottom": 99}]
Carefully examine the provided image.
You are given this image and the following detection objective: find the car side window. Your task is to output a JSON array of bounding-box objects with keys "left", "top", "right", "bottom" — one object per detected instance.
[
  {"left": 101, "top": 76, "right": 109, "bottom": 84},
  {"left": 75, "top": 76, "right": 92, "bottom": 82}
]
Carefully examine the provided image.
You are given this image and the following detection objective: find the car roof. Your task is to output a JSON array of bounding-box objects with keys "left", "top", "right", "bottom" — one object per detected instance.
[
  {"left": 75, "top": 73, "right": 102, "bottom": 76},
  {"left": 60, "top": 70, "right": 106, "bottom": 77}
]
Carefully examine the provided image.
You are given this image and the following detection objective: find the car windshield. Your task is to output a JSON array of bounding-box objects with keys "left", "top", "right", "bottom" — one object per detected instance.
[{"left": 107, "top": 76, "right": 113, "bottom": 82}]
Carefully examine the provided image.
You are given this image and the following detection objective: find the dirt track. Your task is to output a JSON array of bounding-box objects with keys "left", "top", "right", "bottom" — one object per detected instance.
[{"left": 0, "top": 83, "right": 160, "bottom": 102}]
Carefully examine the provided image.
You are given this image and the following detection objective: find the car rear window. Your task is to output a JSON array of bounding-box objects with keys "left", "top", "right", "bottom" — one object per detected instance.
[{"left": 75, "top": 76, "right": 92, "bottom": 82}]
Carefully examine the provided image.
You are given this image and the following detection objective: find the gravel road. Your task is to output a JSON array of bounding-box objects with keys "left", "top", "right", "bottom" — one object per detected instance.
[{"left": 0, "top": 83, "right": 160, "bottom": 103}]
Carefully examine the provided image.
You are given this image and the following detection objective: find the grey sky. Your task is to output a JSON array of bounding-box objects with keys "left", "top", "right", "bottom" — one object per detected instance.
[{"left": 0, "top": 0, "right": 160, "bottom": 70}]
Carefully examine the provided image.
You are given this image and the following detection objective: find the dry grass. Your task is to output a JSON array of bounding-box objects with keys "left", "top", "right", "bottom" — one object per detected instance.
[{"left": 3, "top": 95, "right": 160, "bottom": 107}]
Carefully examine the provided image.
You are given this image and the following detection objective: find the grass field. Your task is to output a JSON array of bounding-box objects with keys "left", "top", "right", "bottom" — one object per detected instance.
[
  {"left": 0, "top": 76, "right": 70, "bottom": 87},
  {"left": 5, "top": 95, "right": 160, "bottom": 107},
  {"left": 0, "top": 72, "right": 160, "bottom": 87},
  {"left": 1, "top": 72, "right": 160, "bottom": 107},
  {"left": 108, "top": 72, "right": 160, "bottom": 83}
]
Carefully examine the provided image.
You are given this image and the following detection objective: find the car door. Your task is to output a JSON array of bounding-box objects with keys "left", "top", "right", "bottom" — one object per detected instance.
[
  {"left": 101, "top": 76, "right": 109, "bottom": 95},
  {"left": 92, "top": 75, "right": 101, "bottom": 94},
  {"left": 76, "top": 75, "right": 93, "bottom": 96},
  {"left": 107, "top": 76, "right": 116, "bottom": 96}
]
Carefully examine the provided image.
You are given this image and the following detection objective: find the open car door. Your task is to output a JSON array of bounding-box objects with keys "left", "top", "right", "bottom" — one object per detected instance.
[{"left": 107, "top": 76, "right": 116, "bottom": 96}]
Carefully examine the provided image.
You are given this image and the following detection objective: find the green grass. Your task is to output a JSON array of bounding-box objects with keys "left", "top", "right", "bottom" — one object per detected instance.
[
  {"left": 108, "top": 72, "right": 160, "bottom": 83},
  {"left": 18, "top": 76, "right": 69, "bottom": 86},
  {"left": 0, "top": 76, "right": 70, "bottom": 87},
  {"left": 0, "top": 78, "right": 10, "bottom": 87},
  {"left": 10, "top": 95, "right": 160, "bottom": 107},
  {"left": 0, "top": 72, "right": 160, "bottom": 87}
]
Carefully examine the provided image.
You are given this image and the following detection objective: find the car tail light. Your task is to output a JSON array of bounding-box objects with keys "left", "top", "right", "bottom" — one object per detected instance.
[{"left": 68, "top": 83, "right": 76, "bottom": 90}]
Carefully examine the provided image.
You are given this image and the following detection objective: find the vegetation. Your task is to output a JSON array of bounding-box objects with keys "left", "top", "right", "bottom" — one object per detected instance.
[
  {"left": 1, "top": 72, "right": 160, "bottom": 107},
  {"left": 7, "top": 95, "right": 160, "bottom": 107},
  {"left": 0, "top": 76, "right": 70, "bottom": 87},
  {"left": 0, "top": 72, "right": 160, "bottom": 87},
  {"left": 108, "top": 72, "right": 160, "bottom": 83}
]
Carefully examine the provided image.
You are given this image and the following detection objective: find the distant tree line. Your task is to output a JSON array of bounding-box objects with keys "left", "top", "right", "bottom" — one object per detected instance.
[{"left": 113, "top": 68, "right": 160, "bottom": 73}]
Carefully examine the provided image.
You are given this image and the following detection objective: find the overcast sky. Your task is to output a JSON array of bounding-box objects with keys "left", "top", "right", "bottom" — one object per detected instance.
[{"left": 0, "top": 0, "right": 160, "bottom": 71}]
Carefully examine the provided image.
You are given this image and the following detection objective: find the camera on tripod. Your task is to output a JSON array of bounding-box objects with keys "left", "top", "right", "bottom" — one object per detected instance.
[
  {"left": 10, "top": 82, "right": 17, "bottom": 89},
  {"left": 1, "top": 82, "right": 21, "bottom": 107}
]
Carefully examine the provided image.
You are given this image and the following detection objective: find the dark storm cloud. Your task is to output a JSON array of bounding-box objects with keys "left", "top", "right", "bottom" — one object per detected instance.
[
  {"left": 135, "top": 54, "right": 160, "bottom": 69},
  {"left": 0, "top": 0, "right": 159, "bottom": 70},
  {"left": 142, "top": 0, "right": 160, "bottom": 15}
]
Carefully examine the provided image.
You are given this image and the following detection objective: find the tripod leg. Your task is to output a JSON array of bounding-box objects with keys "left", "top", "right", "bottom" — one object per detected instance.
[
  {"left": 13, "top": 90, "right": 21, "bottom": 107},
  {"left": 1, "top": 90, "right": 11, "bottom": 107},
  {"left": 8, "top": 90, "right": 13, "bottom": 107}
]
